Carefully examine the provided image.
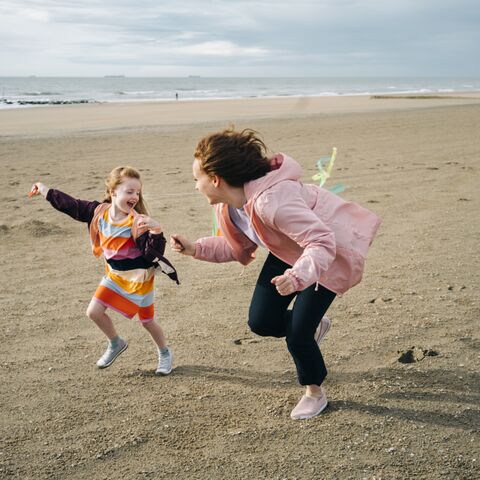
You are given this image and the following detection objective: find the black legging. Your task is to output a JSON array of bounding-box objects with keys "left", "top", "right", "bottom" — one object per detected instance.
[{"left": 248, "top": 253, "right": 336, "bottom": 386}]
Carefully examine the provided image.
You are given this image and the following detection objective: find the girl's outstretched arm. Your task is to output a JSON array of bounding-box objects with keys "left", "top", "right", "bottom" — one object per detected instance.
[{"left": 30, "top": 182, "right": 100, "bottom": 225}]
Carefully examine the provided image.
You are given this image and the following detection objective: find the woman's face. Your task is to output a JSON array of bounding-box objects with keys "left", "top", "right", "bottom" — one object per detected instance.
[{"left": 192, "top": 158, "right": 223, "bottom": 205}]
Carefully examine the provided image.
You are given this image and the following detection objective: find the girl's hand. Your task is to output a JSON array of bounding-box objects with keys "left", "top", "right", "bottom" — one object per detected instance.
[
  {"left": 137, "top": 215, "right": 162, "bottom": 233},
  {"left": 170, "top": 234, "right": 195, "bottom": 256},
  {"left": 271, "top": 274, "right": 296, "bottom": 296},
  {"left": 29, "top": 182, "right": 49, "bottom": 198}
]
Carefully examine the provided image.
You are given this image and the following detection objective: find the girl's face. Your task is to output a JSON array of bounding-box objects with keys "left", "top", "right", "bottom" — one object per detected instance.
[
  {"left": 192, "top": 159, "right": 223, "bottom": 205},
  {"left": 111, "top": 177, "right": 142, "bottom": 214}
]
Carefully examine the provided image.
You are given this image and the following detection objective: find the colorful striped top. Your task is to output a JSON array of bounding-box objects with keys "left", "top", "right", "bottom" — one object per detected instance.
[
  {"left": 45, "top": 188, "right": 178, "bottom": 281},
  {"left": 99, "top": 208, "right": 155, "bottom": 299}
]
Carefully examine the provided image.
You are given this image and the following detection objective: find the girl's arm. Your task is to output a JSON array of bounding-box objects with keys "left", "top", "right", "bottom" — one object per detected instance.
[
  {"left": 31, "top": 183, "right": 99, "bottom": 224},
  {"left": 134, "top": 215, "right": 179, "bottom": 284},
  {"left": 135, "top": 231, "right": 167, "bottom": 262},
  {"left": 134, "top": 214, "right": 166, "bottom": 261}
]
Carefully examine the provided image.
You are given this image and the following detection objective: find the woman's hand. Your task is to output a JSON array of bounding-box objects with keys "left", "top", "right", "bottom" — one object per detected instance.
[
  {"left": 137, "top": 215, "right": 162, "bottom": 233},
  {"left": 271, "top": 274, "right": 296, "bottom": 296},
  {"left": 170, "top": 234, "right": 195, "bottom": 256},
  {"left": 29, "top": 182, "right": 49, "bottom": 198}
]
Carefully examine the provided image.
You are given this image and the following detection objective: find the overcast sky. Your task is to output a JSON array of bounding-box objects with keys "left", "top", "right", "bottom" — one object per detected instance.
[{"left": 1, "top": 0, "right": 479, "bottom": 77}]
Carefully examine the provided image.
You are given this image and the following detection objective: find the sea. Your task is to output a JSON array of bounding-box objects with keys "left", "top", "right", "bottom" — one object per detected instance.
[{"left": 1, "top": 76, "right": 479, "bottom": 109}]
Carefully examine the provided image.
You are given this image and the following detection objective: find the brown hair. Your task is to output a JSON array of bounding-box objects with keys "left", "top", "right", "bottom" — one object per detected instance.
[
  {"left": 102, "top": 166, "right": 149, "bottom": 215},
  {"left": 194, "top": 127, "right": 271, "bottom": 187}
]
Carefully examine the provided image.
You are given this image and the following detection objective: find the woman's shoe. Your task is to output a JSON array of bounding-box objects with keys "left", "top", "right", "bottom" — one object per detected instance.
[{"left": 290, "top": 388, "right": 328, "bottom": 420}]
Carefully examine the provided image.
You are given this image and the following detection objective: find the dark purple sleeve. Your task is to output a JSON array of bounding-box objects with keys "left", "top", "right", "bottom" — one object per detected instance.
[
  {"left": 135, "top": 231, "right": 167, "bottom": 261},
  {"left": 135, "top": 232, "right": 179, "bottom": 284},
  {"left": 46, "top": 189, "right": 100, "bottom": 225}
]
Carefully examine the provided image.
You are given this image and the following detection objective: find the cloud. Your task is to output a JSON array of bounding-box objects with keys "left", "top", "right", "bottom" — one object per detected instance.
[{"left": 0, "top": 0, "right": 479, "bottom": 76}]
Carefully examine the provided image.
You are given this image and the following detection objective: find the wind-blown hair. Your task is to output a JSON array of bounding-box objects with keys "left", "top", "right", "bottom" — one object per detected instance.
[
  {"left": 194, "top": 127, "right": 271, "bottom": 187},
  {"left": 102, "top": 166, "right": 149, "bottom": 215}
]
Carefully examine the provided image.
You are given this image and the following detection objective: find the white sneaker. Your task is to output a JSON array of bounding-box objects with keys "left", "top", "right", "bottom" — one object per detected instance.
[
  {"left": 314, "top": 316, "right": 331, "bottom": 345},
  {"left": 156, "top": 347, "right": 173, "bottom": 375},
  {"left": 96, "top": 339, "right": 128, "bottom": 369}
]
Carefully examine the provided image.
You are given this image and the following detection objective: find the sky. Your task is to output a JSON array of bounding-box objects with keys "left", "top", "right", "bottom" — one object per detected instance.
[{"left": 0, "top": 0, "right": 479, "bottom": 77}]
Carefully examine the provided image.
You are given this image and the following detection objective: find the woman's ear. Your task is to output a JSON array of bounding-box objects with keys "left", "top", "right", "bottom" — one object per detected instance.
[{"left": 212, "top": 174, "right": 221, "bottom": 188}]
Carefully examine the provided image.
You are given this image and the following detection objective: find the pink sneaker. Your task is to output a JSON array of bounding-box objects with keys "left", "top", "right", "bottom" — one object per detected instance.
[
  {"left": 290, "top": 388, "right": 328, "bottom": 420},
  {"left": 314, "top": 316, "right": 331, "bottom": 345}
]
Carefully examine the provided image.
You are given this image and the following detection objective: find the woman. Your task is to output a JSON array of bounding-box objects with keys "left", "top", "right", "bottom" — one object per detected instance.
[{"left": 171, "top": 128, "right": 381, "bottom": 420}]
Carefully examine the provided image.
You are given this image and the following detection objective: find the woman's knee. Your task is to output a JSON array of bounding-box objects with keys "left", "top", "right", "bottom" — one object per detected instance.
[{"left": 248, "top": 312, "right": 275, "bottom": 336}]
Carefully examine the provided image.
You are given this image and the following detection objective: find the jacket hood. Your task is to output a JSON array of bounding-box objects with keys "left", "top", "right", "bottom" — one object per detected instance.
[{"left": 244, "top": 153, "right": 303, "bottom": 202}]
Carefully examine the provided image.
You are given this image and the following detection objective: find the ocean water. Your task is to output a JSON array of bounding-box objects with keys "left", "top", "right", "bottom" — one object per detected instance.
[{"left": 1, "top": 76, "right": 479, "bottom": 109}]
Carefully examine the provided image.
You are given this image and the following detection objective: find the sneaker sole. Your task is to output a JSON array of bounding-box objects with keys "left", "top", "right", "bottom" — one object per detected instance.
[
  {"left": 97, "top": 342, "right": 128, "bottom": 369},
  {"left": 291, "top": 401, "right": 329, "bottom": 420}
]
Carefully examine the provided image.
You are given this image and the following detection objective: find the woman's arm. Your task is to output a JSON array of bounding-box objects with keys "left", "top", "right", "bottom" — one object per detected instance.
[
  {"left": 170, "top": 234, "right": 238, "bottom": 263},
  {"left": 261, "top": 190, "right": 336, "bottom": 291}
]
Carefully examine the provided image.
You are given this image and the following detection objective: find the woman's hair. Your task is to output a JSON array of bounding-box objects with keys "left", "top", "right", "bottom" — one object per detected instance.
[
  {"left": 103, "top": 166, "right": 149, "bottom": 215},
  {"left": 194, "top": 127, "right": 271, "bottom": 187}
]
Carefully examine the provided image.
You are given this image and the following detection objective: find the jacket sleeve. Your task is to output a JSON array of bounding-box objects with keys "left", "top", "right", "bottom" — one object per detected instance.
[
  {"left": 261, "top": 190, "right": 336, "bottom": 291},
  {"left": 46, "top": 189, "right": 99, "bottom": 225},
  {"left": 135, "top": 231, "right": 180, "bottom": 284},
  {"left": 135, "top": 231, "right": 167, "bottom": 262},
  {"left": 194, "top": 236, "right": 238, "bottom": 263}
]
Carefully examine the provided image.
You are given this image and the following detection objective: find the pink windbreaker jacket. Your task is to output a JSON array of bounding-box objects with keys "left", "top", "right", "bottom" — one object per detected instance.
[{"left": 194, "top": 153, "right": 382, "bottom": 294}]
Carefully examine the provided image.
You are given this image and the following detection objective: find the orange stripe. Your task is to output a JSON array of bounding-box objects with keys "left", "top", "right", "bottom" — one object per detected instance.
[
  {"left": 94, "top": 285, "right": 139, "bottom": 317},
  {"left": 138, "top": 304, "right": 154, "bottom": 321},
  {"left": 99, "top": 232, "right": 136, "bottom": 251},
  {"left": 107, "top": 272, "right": 154, "bottom": 295},
  {"left": 102, "top": 210, "right": 133, "bottom": 227}
]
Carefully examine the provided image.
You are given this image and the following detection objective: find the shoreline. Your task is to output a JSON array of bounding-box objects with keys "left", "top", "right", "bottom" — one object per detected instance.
[
  {"left": 1, "top": 92, "right": 480, "bottom": 138},
  {"left": 2, "top": 89, "right": 480, "bottom": 107}
]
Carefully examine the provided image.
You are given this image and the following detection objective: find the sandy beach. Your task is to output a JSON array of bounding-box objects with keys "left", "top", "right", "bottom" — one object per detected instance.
[{"left": 1, "top": 94, "right": 479, "bottom": 479}]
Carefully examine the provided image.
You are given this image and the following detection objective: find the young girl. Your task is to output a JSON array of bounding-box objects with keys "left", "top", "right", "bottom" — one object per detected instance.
[
  {"left": 30, "top": 166, "right": 179, "bottom": 374},
  {"left": 170, "top": 128, "right": 381, "bottom": 420}
]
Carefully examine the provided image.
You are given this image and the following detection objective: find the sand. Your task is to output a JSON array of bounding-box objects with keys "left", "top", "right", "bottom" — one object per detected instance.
[{"left": 1, "top": 94, "right": 479, "bottom": 479}]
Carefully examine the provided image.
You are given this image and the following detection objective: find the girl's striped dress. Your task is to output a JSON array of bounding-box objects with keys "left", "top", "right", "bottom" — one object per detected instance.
[
  {"left": 45, "top": 189, "right": 179, "bottom": 323},
  {"left": 94, "top": 208, "right": 155, "bottom": 322}
]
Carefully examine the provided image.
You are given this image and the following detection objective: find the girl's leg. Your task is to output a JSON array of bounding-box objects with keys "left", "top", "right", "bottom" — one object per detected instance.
[
  {"left": 86, "top": 299, "right": 118, "bottom": 340},
  {"left": 142, "top": 320, "right": 172, "bottom": 375},
  {"left": 86, "top": 299, "right": 128, "bottom": 368},
  {"left": 141, "top": 320, "right": 167, "bottom": 350}
]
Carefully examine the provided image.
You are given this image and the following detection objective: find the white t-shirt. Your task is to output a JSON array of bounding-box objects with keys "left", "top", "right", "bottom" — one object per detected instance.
[{"left": 228, "top": 205, "right": 265, "bottom": 248}]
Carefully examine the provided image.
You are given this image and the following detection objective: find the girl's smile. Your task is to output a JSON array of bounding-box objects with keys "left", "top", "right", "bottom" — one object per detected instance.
[{"left": 111, "top": 178, "right": 142, "bottom": 216}]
